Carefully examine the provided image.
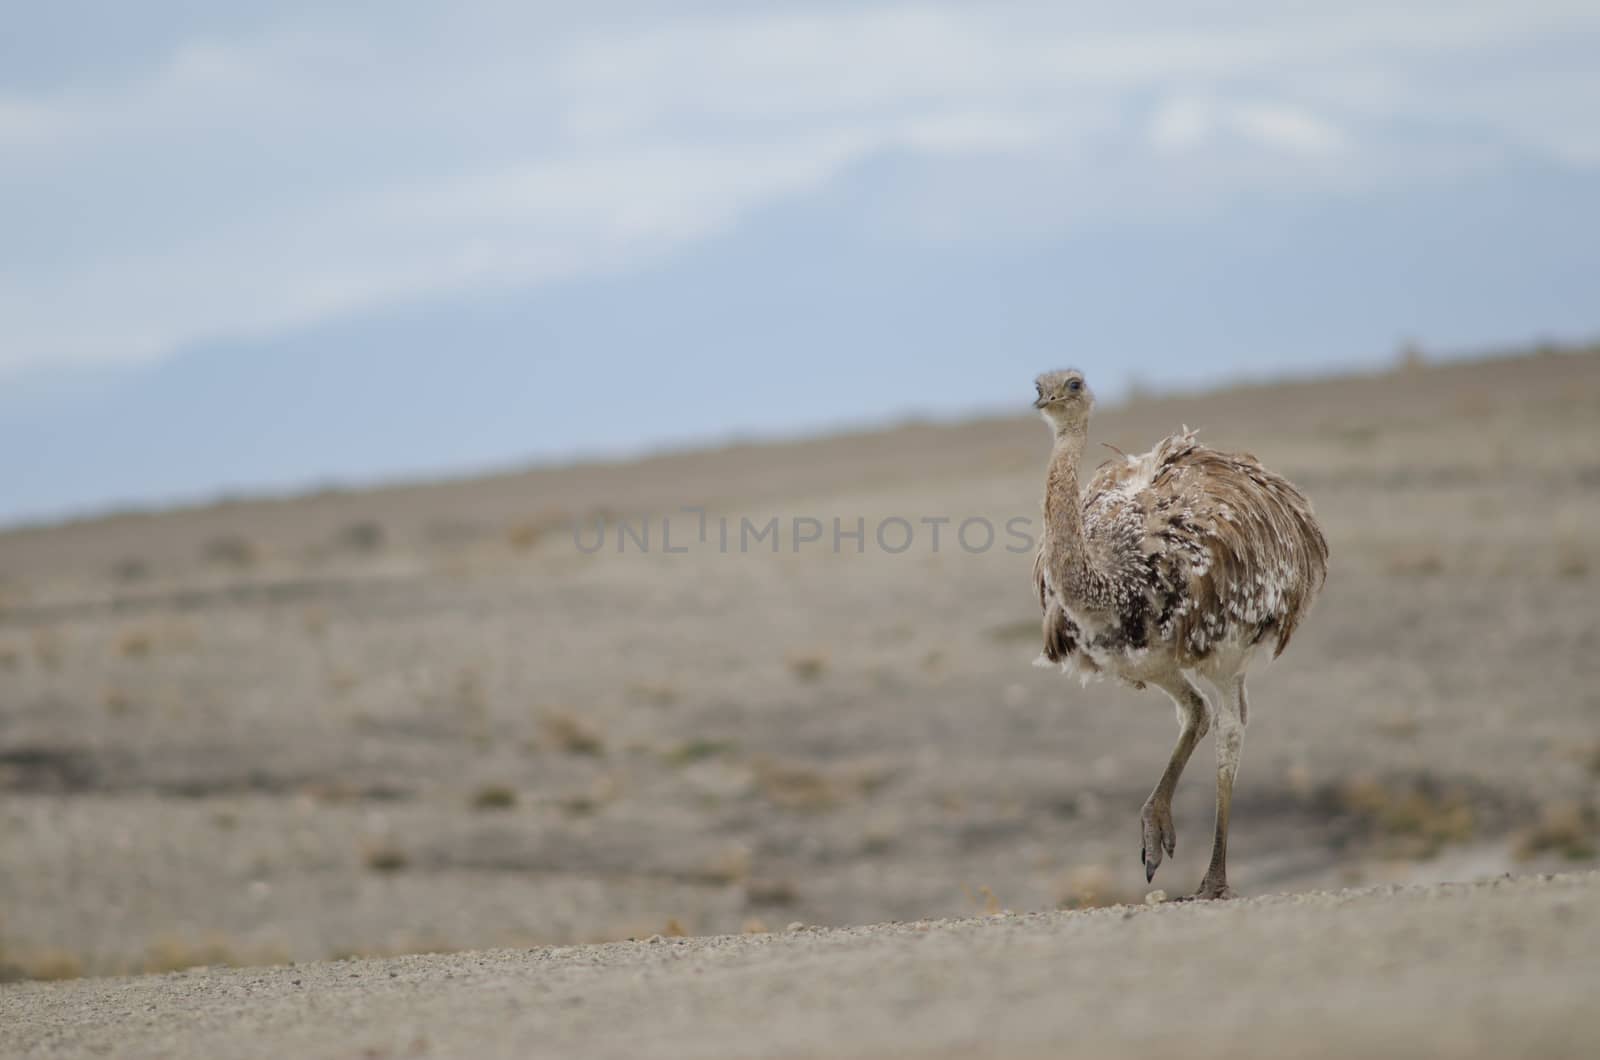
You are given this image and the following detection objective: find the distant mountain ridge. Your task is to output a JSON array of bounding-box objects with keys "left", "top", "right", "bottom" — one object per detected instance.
[{"left": 5, "top": 154, "right": 1599, "bottom": 525}]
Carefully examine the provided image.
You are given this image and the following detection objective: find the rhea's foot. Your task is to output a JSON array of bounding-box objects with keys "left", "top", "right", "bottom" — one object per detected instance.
[
  {"left": 1139, "top": 797, "right": 1176, "bottom": 883},
  {"left": 1176, "top": 875, "right": 1236, "bottom": 901}
]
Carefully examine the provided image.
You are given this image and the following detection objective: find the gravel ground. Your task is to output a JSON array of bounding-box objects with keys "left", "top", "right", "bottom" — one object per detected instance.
[
  {"left": 3, "top": 872, "right": 1595, "bottom": 1060},
  {"left": 2, "top": 351, "right": 1597, "bottom": 976}
]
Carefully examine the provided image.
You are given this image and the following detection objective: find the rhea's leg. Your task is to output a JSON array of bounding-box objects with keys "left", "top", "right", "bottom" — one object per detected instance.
[
  {"left": 1140, "top": 676, "right": 1211, "bottom": 884},
  {"left": 1195, "top": 676, "right": 1247, "bottom": 900}
]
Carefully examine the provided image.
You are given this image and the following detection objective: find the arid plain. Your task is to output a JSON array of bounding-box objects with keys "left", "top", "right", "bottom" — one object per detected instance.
[{"left": 1, "top": 348, "right": 1597, "bottom": 986}]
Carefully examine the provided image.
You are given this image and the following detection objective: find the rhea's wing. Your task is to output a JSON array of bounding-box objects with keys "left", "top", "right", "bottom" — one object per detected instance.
[
  {"left": 1135, "top": 434, "right": 1330, "bottom": 659},
  {"left": 1032, "top": 535, "right": 1080, "bottom": 664}
]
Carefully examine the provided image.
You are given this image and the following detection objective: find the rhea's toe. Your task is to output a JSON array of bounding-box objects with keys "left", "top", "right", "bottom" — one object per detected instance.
[{"left": 1139, "top": 800, "right": 1175, "bottom": 882}]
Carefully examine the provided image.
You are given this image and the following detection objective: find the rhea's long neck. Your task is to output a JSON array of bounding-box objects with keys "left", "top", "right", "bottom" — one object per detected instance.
[{"left": 1043, "top": 426, "right": 1096, "bottom": 604}]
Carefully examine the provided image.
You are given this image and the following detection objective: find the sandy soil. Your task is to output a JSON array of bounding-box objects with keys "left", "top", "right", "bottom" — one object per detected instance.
[
  {"left": 1, "top": 349, "right": 1597, "bottom": 990},
  {"left": 4, "top": 872, "right": 1597, "bottom": 1059}
]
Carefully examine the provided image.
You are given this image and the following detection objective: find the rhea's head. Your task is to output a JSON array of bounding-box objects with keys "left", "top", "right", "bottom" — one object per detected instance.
[{"left": 1034, "top": 369, "right": 1093, "bottom": 436}]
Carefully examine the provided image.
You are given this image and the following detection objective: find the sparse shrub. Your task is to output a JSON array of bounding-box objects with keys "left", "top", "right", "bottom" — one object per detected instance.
[
  {"left": 540, "top": 712, "right": 605, "bottom": 756},
  {"left": 117, "top": 629, "right": 155, "bottom": 659},
  {"left": 471, "top": 784, "right": 518, "bottom": 810},
  {"left": 363, "top": 843, "right": 411, "bottom": 874},
  {"left": 1338, "top": 776, "right": 1474, "bottom": 856},
  {"left": 785, "top": 650, "right": 828, "bottom": 682},
  {"left": 334, "top": 520, "right": 386, "bottom": 553},
  {"left": 0, "top": 644, "right": 18, "bottom": 671},
  {"left": 663, "top": 739, "right": 737, "bottom": 766},
  {"left": 203, "top": 535, "right": 259, "bottom": 569},
  {"left": 745, "top": 878, "right": 799, "bottom": 906},
  {"left": 111, "top": 556, "right": 151, "bottom": 582},
  {"left": 1514, "top": 802, "right": 1598, "bottom": 862}
]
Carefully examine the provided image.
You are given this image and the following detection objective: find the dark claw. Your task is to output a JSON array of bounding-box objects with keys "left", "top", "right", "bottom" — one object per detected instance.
[{"left": 1145, "top": 862, "right": 1155, "bottom": 884}]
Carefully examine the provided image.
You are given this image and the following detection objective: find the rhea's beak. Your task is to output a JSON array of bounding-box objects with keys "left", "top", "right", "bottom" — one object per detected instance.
[{"left": 1033, "top": 394, "right": 1049, "bottom": 409}]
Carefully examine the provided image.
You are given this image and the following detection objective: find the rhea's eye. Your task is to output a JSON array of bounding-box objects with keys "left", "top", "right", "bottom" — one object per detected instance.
[{"left": 1067, "top": 378, "right": 1082, "bottom": 393}]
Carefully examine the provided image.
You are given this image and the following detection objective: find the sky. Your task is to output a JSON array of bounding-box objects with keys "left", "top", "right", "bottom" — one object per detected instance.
[{"left": 3, "top": 1, "right": 1599, "bottom": 523}]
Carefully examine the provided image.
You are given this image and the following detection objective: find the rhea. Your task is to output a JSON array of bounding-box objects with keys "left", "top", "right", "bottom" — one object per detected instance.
[{"left": 1031, "top": 370, "right": 1328, "bottom": 899}]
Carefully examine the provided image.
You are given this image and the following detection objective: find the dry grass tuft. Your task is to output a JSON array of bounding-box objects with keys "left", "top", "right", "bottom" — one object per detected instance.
[
  {"left": 701, "top": 846, "right": 753, "bottom": 885},
  {"left": 626, "top": 680, "right": 680, "bottom": 706},
  {"left": 540, "top": 712, "right": 606, "bottom": 756},
  {"left": 663, "top": 918, "right": 689, "bottom": 938},
  {"left": 507, "top": 510, "right": 569, "bottom": 553},
  {"left": 1514, "top": 801, "right": 1598, "bottom": 862},
  {"left": 752, "top": 758, "right": 875, "bottom": 811},
  {"left": 470, "top": 784, "right": 518, "bottom": 811},
  {"left": 962, "top": 884, "right": 1006, "bottom": 915},
  {"left": 1556, "top": 547, "right": 1589, "bottom": 579},
  {"left": 103, "top": 687, "right": 134, "bottom": 715},
  {"left": 302, "top": 608, "right": 329, "bottom": 638},
  {"left": 0, "top": 644, "right": 18, "bottom": 671},
  {"left": 326, "top": 670, "right": 361, "bottom": 695},
  {"left": 142, "top": 935, "right": 244, "bottom": 974},
  {"left": 0, "top": 946, "right": 85, "bottom": 982},
  {"left": 1338, "top": 776, "right": 1475, "bottom": 856},
  {"left": 117, "top": 629, "right": 155, "bottom": 659},
  {"left": 1386, "top": 549, "right": 1445, "bottom": 578},
  {"left": 1373, "top": 712, "right": 1421, "bottom": 739},
  {"left": 1056, "top": 864, "right": 1138, "bottom": 910}
]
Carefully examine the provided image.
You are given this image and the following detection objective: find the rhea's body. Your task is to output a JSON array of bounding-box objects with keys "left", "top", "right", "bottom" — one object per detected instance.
[{"left": 1031, "top": 369, "right": 1327, "bottom": 899}]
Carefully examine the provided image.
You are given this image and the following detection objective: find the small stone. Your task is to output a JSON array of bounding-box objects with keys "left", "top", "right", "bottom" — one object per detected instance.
[
  {"left": 1144, "top": 890, "right": 1168, "bottom": 905},
  {"left": 786, "top": 922, "right": 806, "bottom": 932}
]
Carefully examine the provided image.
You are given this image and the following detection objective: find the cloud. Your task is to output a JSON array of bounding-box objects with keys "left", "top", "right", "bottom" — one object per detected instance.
[
  {"left": 1150, "top": 98, "right": 1345, "bottom": 156},
  {"left": 1, "top": 1, "right": 1598, "bottom": 376}
]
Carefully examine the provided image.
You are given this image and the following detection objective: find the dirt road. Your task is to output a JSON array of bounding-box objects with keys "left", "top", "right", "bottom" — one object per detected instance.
[{"left": 4, "top": 872, "right": 1595, "bottom": 1059}]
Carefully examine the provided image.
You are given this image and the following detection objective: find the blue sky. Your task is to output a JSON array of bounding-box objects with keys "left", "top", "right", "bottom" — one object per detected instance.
[{"left": 3, "top": 2, "right": 1599, "bottom": 523}]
